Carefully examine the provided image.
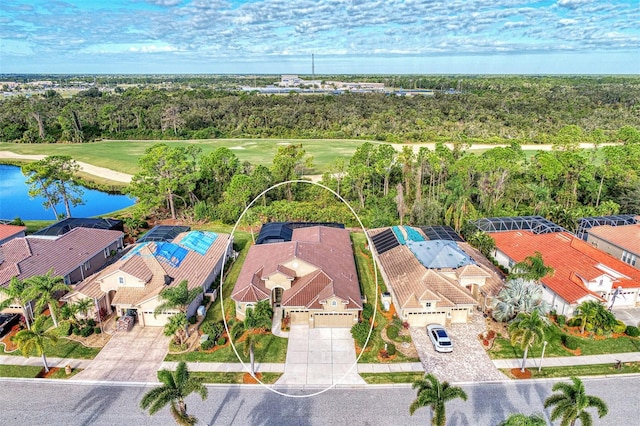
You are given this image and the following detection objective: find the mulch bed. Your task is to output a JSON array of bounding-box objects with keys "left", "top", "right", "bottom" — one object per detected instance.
[
  {"left": 511, "top": 368, "right": 532, "bottom": 379},
  {"left": 36, "top": 367, "right": 61, "bottom": 379},
  {"left": 243, "top": 372, "right": 262, "bottom": 384},
  {"left": 0, "top": 324, "right": 22, "bottom": 352}
]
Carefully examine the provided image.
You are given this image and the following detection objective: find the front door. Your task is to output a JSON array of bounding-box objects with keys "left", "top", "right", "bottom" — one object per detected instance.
[{"left": 272, "top": 288, "right": 283, "bottom": 307}]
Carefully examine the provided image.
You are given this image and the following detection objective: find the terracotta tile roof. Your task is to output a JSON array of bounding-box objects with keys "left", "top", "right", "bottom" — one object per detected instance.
[
  {"left": 489, "top": 230, "right": 640, "bottom": 304},
  {"left": 232, "top": 226, "right": 362, "bottom": 310},
  {"left": 0, "top": 225, "right": 26, "bottom": 242},
  {"left": 588, "top": 224, "right": 640, "bottom": 255},
  {"left": 66, "top": 231, "right": 231, "bottom": 308},
  {"left": 369, "top": 227, "right": 481, "bottom": 310},
  {"left": 0, "top": 227, "right": 123, "bottom": 288}
]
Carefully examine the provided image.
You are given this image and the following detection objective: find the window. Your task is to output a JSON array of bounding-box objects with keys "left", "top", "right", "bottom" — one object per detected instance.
[
  {"left": 118, "top": 276, "right": 125, "bottom": 285},
  {"left": 425, "top": 302, "right": 432, "bottom": 308},
  {"left": 104, "top": 248, "right": 110, "bottom": 258},
  {"left": 622, "top": 251, "right": 637, "bottom": 266},
  {"left": 331, "top": 300, "right": 337, "bottom": 307}
]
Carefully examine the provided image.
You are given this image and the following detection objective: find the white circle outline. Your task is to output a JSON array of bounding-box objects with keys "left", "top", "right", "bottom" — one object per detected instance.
[{"left": 220, "top": 179, "right": 379, "bottom": 398}]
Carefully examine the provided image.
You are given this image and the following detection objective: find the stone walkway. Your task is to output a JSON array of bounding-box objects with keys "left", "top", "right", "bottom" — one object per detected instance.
[{"left": 411, "top": 313, "right": 507, "bottom": 383}]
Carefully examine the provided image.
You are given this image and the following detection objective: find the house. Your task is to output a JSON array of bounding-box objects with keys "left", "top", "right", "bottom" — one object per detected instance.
[
  {"left": 232, "top": 225, "right": 362, "bottom": 328},
  {"left": 63, "top": 230, "right": 231, "bottom": 327},
  {"left": 0, "top": 227, "right": 124, "bottom": 314},
  {"left": 0, "top": 224, "right": 26, "bottom": 245},
  {"left": 368, "top": 225, "right": 503, "bottom": 327},
  {"left": 489, "top": 229, "right": 640, "bottom": 315},
  {"left": 584, "top": 221, "right": 640, "bottom": 270}
]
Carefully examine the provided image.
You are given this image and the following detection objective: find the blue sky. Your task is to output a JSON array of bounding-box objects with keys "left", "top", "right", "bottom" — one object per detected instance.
[{"left": 1, "top": 0, "right": 638, "bottom": 74}]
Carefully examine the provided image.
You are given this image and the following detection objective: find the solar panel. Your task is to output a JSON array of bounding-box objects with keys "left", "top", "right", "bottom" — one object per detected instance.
[
  {"left": 371, "top": 228, "right": 399, "bottom": 254},
  {"left": 420, "top": 226, "right": 463, "bottom": 242}
]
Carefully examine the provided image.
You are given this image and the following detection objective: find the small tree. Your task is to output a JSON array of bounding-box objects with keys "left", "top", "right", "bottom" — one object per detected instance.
[
  {"left": 140, "top": 361, "right": 208, "bottom": 426},
  {"left": 511, "top": 252, "right": 554, "bottom": 282},
  {"left": 409, "top": 373, "right": 468, "bottom": 426},
  {"left": 155, "top": 280, "right": 203, "bottom": 338},
  {"left": 12, "top": 315, "right": 58, "bottom": 373},
  {"left": 544, "top": 376, "right": 608, "bottom": 426},
  {"left": 508, "top": 311, "right": 549, "bottom": 373},
  {"left": 573, "top": 300, "right": 601, "bottom": 335},
  {"left": 492, "top": 278, "right": 550, "bottom": 322},
  {"left": 498, "top": 413, "right": 546, "bottom": 426},
  {"left": 164, "top": 313, "right": 188, "bottom": 347},
  {"left": 242, "top": 300, "right": 273, "bottom": 376}
]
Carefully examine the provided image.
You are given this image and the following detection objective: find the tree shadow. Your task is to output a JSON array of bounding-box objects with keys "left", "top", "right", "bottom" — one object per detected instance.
[
  {"left": 470, "top": 382, "right": 518, "bottom": 425},
  {"left": 246, "top": 388, "right": 312, "bottom": 426},
  {"left": 72, "top": 384, "right": 123, "bottom": 423},
  {"left": 207, "top": 386, "right": 241, "bottom": 426}
]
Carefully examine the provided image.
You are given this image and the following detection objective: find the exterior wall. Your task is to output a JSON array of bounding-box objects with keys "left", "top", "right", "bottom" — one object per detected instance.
[
  {"left": 265, "top": 272, "right": 293, "bottom": 291},
  {"left": 538, "top": 283, "right": 574, "bottom": 316},
  {"left": 585, "top": 275, "right": 614, "bottom": 294},
  {"left": 67, "top": 239, "right": 123, "bottom": 284},
  {"left": 605, "top": 288, "right": 639, "bottom": 308},
  {"left": 587, "top": 235, "right": 626, "bottom": 261}
]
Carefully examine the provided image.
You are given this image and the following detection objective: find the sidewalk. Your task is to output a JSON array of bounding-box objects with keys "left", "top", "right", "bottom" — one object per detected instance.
[
  {"left": 0, "top": 355, "right": 92, "bottom": 369},
  {"left": 493, "top": 352, "right": 640, "bottom": 370}
]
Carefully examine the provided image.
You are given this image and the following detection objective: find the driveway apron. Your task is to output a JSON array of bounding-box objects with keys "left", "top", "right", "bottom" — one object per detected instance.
[
  {"left": 276, "top": 325, "right": 365, "bottom": 386},
  {"left": 71, "top": 326, "right": 169, "bottom": 382}
]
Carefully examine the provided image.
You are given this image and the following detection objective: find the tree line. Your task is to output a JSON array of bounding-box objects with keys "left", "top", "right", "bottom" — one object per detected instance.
[{"left": 1, "top": 76, "right": 639, "bottom": 144}]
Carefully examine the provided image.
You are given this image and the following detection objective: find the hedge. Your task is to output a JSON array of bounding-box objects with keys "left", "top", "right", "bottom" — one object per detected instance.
[
  {"left": 625, "top": 325, "right": 640, "bottom": 337},
  {"left": 386, "top": 343, "right": 396, "bottom": 356},
  {"left": 562, "top": 334, "right": 580, "bottom": 350},
  {"left": 387, "top": 325, "right": 399, "bottom": 340}
]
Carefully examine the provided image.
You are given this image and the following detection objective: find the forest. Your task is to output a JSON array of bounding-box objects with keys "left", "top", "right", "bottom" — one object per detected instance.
[{"left": 1, "top": 76, "right": 639, "bottom": 144}]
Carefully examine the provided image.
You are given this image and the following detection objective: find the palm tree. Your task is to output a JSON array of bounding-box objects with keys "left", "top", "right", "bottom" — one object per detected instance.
[
  {"left": 508, "top": 311, "right": 549, "bottom": 373},
  {"left": 140, "top": 361, "right": 208, "bottom": 426},
  {"left": 492, "top": 278, "right": 551, "bottom": 322},
  {"left": 74, "top": 298, "right": 94, "bottom": 320},
  {"left": 573, "top": 301, "right": 600, "bottom": 335},
  {"left": 11, "top": 315, "right": 58, "bottom": 373},
  {"left": 512, "top": 252, "right": 555, "bottom": 282},
  {"left": 0, "top": 277, "right": 33, "bottom": 330},
  {"left": 154, "top": 280, "right": 202, "bottom": 338},
  {"left": 544, "top": 376, "right": 608, "bottom": 426},
  {"left": 23, "top": 269, "right": 70, "bottom": 328},
  {"left": 241, "top": 300, "right": 273, "bottom": 377},
  {"left": 409, "top": 373, "right": 468, "bottom": 426},
  {"left": 499, "top": 413, "right": 546, "bottom": 426}
]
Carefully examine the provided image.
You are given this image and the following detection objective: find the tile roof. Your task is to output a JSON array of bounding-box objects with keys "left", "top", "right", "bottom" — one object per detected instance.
[
  {"left": 588, "top": 224, "right": 640, "bottom": 255},
  {"left": 489, "top": 230, "right": 640, "bottom": 304},
  {"left": 0, "top": 224, "right": 26, "bottom": 242},
  {"left": 369, "top": 227, "right": 480, "bottom": 310},
  {"left": 232, "top": 226, "right": 362, "bottom": 310},
  {"left": 67, "top": 231, "right": 230, "bottom": 308},
  {"left": 0, "top": 227, "right": 123, "bottom": 288}
]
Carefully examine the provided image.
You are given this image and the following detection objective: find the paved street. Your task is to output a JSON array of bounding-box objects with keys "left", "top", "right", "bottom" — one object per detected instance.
[{"left": 1, "top": 376, "right": 638, "bottom": 425}]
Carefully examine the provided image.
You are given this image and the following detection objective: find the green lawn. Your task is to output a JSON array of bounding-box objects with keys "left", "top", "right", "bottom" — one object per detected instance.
[
  {"left": 490, "top": 324, "right": 640, "bottom": 360},
  {"left": 351, "top": 232, "right": 418, "bottom": 364},
  {"left": 165, "top": 333, "right": 288, "bottom": 363},
  {"left": 0, "top": 364, "right": 82, "bottom": 379},
  {"left": 360, "top": 372, "right": 424, "bottom": 384},
  {"left": 191, "top": 372, "right": 282, "bottom": 384},
  {"left": 501, "top": 362, "right": 640, "bottom": 379}
]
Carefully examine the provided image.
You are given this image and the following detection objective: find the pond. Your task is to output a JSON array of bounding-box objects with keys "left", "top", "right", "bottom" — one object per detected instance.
[{"left": 0, "top": 164, "right": 135, "bottom": 220}]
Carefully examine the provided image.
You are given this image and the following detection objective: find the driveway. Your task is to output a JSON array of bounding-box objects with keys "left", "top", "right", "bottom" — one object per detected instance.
[
  {"left": 612, "top": 308, "right": 640, "bottom": 327},
  {"left": 71, "top": 326, "right": 169, "bottom": 382},
  {"left": 411, "top": 313, "right": 506, "bottom": 383},
  {"left": 276, "top": 325, "right": 365, "bottom": 386}
]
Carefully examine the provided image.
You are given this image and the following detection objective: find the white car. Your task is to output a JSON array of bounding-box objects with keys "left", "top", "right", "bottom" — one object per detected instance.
[{"left": 427, "top": 324, "right": 453, "bottom": 353}]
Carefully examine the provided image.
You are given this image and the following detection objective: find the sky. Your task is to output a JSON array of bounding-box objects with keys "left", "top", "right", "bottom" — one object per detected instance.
[{"left": 1, "top": 0, "right": 639, "bottom": 75}]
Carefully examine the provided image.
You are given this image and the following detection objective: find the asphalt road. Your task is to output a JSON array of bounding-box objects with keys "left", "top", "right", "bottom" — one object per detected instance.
[{"left": 0, "top": 377, "right": 637, "bottom": 425}]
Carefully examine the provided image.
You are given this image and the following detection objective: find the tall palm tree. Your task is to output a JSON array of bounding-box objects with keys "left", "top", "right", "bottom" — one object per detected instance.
[
  {"left": 544, "top": 376, "right": 608, "bottom": 426},
  {"left": 512, "top": 252, "right": 555, "bottom": 282},
  {"left": 154, "top": 280, "right": 202, "bottom": 338},
  {"left": 0, "top": 277, "right": 33, "bottom": 330},
  {"left": 508, "top": 310, "right": 549, "bottom": 372},
  {"left": 409, "top": 373, "right": 468, "bottom": 426},
  {"left": 241, "top": 300, "right": 272, "bottom": 377},
  {"left": 492, "top": 278, "right": 551, "bottom": 322},
  {"left": 11, "top": 315, "right": 58, "bottom": 373},
  {"left": 140, "top": 361, "right": 208, "bottom": 426},
  {"left": 24, "top": 269, "right": 70, "bottom": 328},
  {"left": 573, "top": 301, "right": 600, "bottom": 335}
]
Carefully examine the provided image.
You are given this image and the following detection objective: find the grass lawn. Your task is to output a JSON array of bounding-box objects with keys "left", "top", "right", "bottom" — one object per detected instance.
[
  {"left": 191, "top": 372, "right": 282, "bottom": 384},
  {"left": 501, "top": 361, "right": 640, "bottom": 379},
  {"left": 360, "top": 372, "right": 424, "bottom": 384},
  {"left": 165, "top": 333, "right": 288, "bottom": 363},
  {"left": 351, "top": 232, "right": 419, "bottom": 364},
  {"left": 490, "top": 324, "right": 640, "bottom": 360},
  {"left": 0, "top": 364, "right": 82, "bottom": 379}
]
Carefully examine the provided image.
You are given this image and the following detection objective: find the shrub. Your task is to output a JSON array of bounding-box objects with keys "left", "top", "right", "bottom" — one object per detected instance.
[
  {"left": 613, "top": 320, "right": 627, "bottom": 334},
  {"left": 80, "top": 326, "right": 94, "bottom": 337},
  {"left": 351, "top": 321, "right": 372, "bottom": 348},
  {"left": 562, "top": 334, "right": 580, "bottom": 350},
  {"left": 188, "top": 316, "right": 197, "bottom": 324},
  {"left": 86, "top": 319, "right": 96, "bottom": 328},
  {"left": 202, "top": 295, "right": 211, "bottom": 305},
  {"left": 231, "top": 321, "right": 245, "bottom": 340},
  {"left": 567, "top": 317, "right": 582, "bottom": 327},
  {"left": 556, "top": 315, "right": 566, "bottom": 327},
  {"left": 56, "top": 322, "right": 72, "bottom": 336},
  {"left": 201, "top": 339, "right": 214, "bottom": 351},
  {"left": 94, "top": 327, "right": 101, "bottom": 334},
  {"left": 625, "top": 325, "right": 640, "bottom": 337},
  {"left": 201, "top": 321, "right": 225, "bottom": 340},
  {"left": 386, "top": 343, "right": 396, "bottom": 356},
  {"left": 72, "top": 326, "right": 81, "bottom": 336},
  {"left": 217, "top": 337, "right": 226, "bottom": 346},
  {"left": 387, "top": 325, "right": 399, "bottom": 340},
  {"left": 362, "top": 303, "right": 373, "bottom": 321},
  {"left": 487, "top": 330, "right": 496, "bottom": 339}
]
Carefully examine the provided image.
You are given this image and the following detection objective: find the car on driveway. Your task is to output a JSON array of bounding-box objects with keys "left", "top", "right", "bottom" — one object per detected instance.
[
  {"left": 0, "top": 313, "right": 20, "bottom": 338},
  {"left": 427, "top": 324, "right": 453, "bottom": 353}
]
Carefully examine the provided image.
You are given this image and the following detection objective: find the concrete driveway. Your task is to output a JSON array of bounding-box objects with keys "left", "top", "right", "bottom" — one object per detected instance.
[
  {"left": 276, "top": 325, "right": 365, "bottom": 386},
  {"left": 71, "top": 326, "right": 169, "bottom": 382},
  {"left": 612, "top": 308, "right": 640, "bottom": 327},
  {"left": 411, "top": 313, "right": 506, "bottom": 383}
]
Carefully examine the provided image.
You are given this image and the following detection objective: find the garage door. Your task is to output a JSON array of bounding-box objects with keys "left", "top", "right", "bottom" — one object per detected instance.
[
  {"left": 406, "top": 311, "right": 447, "bottom": 327},
  {"left": 288, "top": 311, "right": 309, "bottom": 325},
  {"left": 451, "top": 308, "right": 469, "bottom": 324},
  {"left": 313, "top": 312, "right": 354, "bottom": 328}
]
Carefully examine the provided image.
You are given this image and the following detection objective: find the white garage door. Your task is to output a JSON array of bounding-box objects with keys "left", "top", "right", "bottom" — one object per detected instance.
[
  {"left": 313, "top": 312, "right": 354, "bottom": 328},
  {"left": 406, "top": 311, "right": 447, "bottom": 327},
  {"left": 451, "top": 308, "right": 469, "bottom": 324},
  {"left": 289, "top": 311, "right": 309, "bottom": 325}
]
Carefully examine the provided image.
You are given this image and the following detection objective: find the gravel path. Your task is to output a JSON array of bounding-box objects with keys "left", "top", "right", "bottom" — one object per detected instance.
[{"left": 411, "top": 313, "right": 507, "bottom": 383}]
